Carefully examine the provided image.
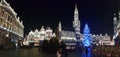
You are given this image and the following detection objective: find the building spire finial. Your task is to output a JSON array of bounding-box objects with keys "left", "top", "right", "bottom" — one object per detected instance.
[
  {"left": 74, "top": 3, "right": 79, "bottom": 21},
  {"left": 59, "top": 21, "right": 62, "bottom": 31},
  {"left": 75, "top": 4, "right": 77, "bottom": 11}
]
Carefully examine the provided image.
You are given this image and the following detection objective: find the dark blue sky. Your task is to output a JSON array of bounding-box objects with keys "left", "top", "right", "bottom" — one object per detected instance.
[{"left": 6, "top": 0, "right": 120, "bottom": 36}]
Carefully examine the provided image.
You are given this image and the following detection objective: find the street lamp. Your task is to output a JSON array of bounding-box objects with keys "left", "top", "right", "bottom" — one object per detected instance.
[{"left": 6, "top": 34, "right": 8, "bottom": 37}]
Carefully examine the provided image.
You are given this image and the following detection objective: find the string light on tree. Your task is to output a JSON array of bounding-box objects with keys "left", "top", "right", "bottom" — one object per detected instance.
[{"left": 82, "top": 24, "right": 92, "bottom": 47}]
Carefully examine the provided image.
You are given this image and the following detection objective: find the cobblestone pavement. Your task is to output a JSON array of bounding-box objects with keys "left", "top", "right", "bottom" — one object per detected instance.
[
  {"left": 0, "top": 48, "right": 93, "bottom": 57},
  {"left": 0, "top": 48, "right": 56, "bottom": 57}
]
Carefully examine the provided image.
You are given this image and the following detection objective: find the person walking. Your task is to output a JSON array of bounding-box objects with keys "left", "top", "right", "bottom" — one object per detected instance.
[{"left": 57, "top": 48, "right": 62, "bottom": 57}]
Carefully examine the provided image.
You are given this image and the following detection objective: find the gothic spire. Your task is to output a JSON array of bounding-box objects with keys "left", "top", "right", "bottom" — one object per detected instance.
[
  {"left": 74, "top": 4, "right": 79, "bottom": 20},
  {"left": 75, "top": 4, "right": 78, "bottom": 15},
  {"left": 73, "top": 4, "right": 80, "bottom": 28},
  {"left": 58, "top": 22, "right": 62, "bottom": 31}
]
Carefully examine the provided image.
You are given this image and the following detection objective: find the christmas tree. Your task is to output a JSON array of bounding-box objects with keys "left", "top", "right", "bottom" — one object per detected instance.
[{"left": 82, "top": 24, "right": 92, "bottom": 47}]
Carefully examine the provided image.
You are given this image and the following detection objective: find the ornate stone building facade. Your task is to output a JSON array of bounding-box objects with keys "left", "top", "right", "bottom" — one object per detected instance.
[
  {"left": 0, "top": 0, "right": 24, "bottom": 48},
  {"left": 57, "top": 4, "right": 113, "bottom": 46},
  {"left": 92, "top": 34, "right": 114, "bottom": 45},
  {"left": 113, "top": 11, "right": 120, "bottom": 45},
  {"left": 25, "top": 26, "right": 56, "bottom": 46},
  {"left": 57, "top": 4, "right": 79, "bottom": 48}
]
